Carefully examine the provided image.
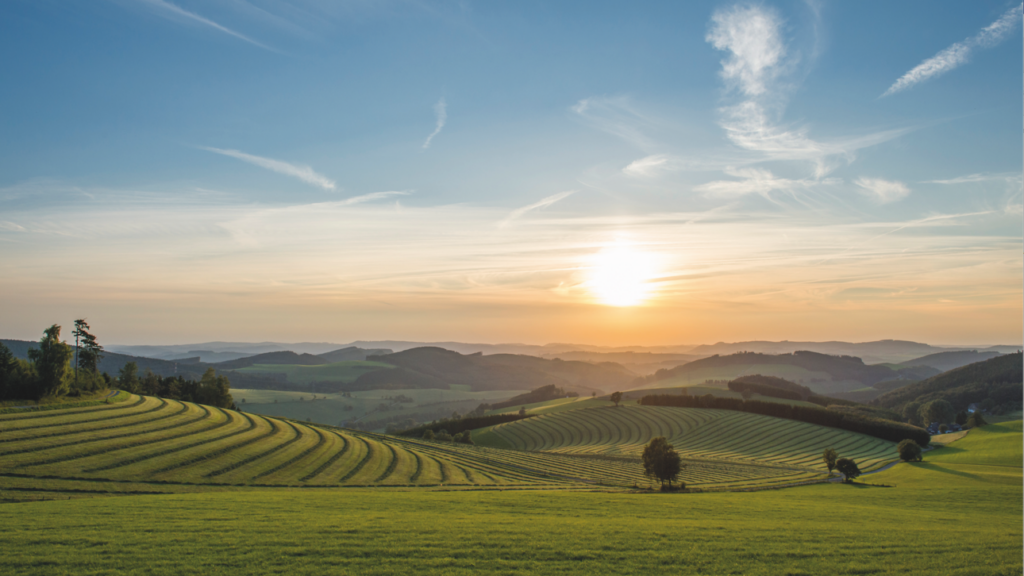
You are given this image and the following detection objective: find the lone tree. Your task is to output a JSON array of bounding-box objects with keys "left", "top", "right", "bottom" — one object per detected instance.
[
  {"left": 641, "top": 436, "right": 683, "bottom": 491},
  {"left": 822, "top": 447, "right": 838, "bottom": 474},
  {"left": 897, "top": 439, "right": 923, "bottom": 462},
  {"left": 835, "top": 458, "right": 861, "bottom": 483},
  {"left": 610, "top": 391, "right": 623, "bottom": 407}
]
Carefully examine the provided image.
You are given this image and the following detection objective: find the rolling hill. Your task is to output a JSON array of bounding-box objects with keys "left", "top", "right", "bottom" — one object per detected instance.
[
  {"left": 872, "top": 352, "right": 1023, "bottom": 413},
  {"left": 0, "top": 389, "right": 899, "bottom": 494},
  {"left": 633, "top": 350, "right": 929, "bottom": 395},
  {"left": 898, "top": 350, "right": 1005, "bottom": 372}
]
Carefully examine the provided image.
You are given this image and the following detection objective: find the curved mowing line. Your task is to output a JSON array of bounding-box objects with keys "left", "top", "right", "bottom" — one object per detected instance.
[
  {"left": 373, "top": 444, "right": 399, "bottom": 483},
  {"left": 409, "top": 450, "right": 424, "bottom": 483},
  {"left": 22, "top": 405, "right": 223, "bottom": 468},
  {"left": 0, "top": 401, "right": 197, "bottom": 457},
  {"left": 492, "top": 424, "right": 527, "bottom": 451},
  {"left": 0, "top": 395, "right": 144, "bottom": 423},
  {"left": 338, "top": 437, "right": 374, "bottom": 483},
  {"left": 205, "top": 420, "right": 302, "bottom": 479},
  {"left": 1, "top": 398, "right": 165, "bottom": 433},
  {"left": 299, "top": 431, "right": 349, "bottom": 483},
  {"left": 530, "top": 416, "right": 568, "bottom": 449},
  {"left": 251, "top": 425, "right": 326, "bottom": 481},
  {"left": 85, "top": 409, "right": 251, "bottom": 473},
  {"left": 0, "top": 401, "right": 189, "bottom": 446}
]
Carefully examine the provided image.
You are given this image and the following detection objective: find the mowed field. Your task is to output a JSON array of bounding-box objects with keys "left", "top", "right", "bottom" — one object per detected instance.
[
  {"left": 235, "top": 387, "right": 525, "bottom": 430},
  {"left": 0, "top": 422, "right": 1018, "bottom": 575},
  {"left": 0, "top": 390, "right": 900, "bottom": 498},
  {"left": 475, "top": 405, "right": 896, "bottom": 488}
]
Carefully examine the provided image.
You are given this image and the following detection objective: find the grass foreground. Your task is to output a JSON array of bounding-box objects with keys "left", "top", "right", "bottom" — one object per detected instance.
[{"left": 0, "top": 422, "right": 1019, "bottom": 575}]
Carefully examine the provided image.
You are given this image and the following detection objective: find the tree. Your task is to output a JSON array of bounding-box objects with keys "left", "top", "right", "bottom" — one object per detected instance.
[
  {"left": 822, "top": 447, "right": 838, "bottom": 473},
  {"left": 897, "top": 439, "right": 923, "bottom": 462},
  {"left": 955, "top": 410, "right": 968, "bottom": 426},
  {"left": 938, "top": 424, "right": 948, "bottom": 433},
  {"left": 0, "top": 342, "right": 35, "bottom": 401},
  {"left": 72, "top": 319, "right": 103, "bottom": 376},
  {"left": 835, "top": 458, "right": 861, "bottom": 483},
  {"left": 610, "top": 391, "right": 623, "bottom": 407},
  {"left": 921, "top": 399, "right": 955, "bottom": 426},
  {"left": 965, "top": 411, "right": 987, "bottom": 429},
  {"left": 641, "top": 437, "right": 683, "bottom": 490},
  {"left": 422, "top": 429, "right": 435, "bottom": 441},
  {"left": 118, "top": 362, "right": 140, "bottom": 393},
  {"left": 27, "top": 324, "right": 73, "bottom": 399},
  {"left": 591, "top": 391, "right": 596, "bottom": 398},
  {"left": 518, "top": 407, "right": 527, "bottom": 416},
  {"left": 901, "top": 401, "right": 922, "bottom": 426}
]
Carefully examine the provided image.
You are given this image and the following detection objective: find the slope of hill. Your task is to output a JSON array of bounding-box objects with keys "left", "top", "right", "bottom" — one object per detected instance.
[
  {"left": 0, "top": 392, "right": 861, "bottom": 492},
  {"left": 474, "top": 405, "right": 897, "bottom": 477},
  {"left": 872, "top": 353, "right": 1023, "bottom": 412},
  {"left": 634, "top": 351, "right": 908, "bottom": 394},
  {"left": 211, "top": 351, "right": 329, "bottom": 370},
  {"left": 899, "top": 350, "right": 1005, "bottom": 372},
  {"left": 356, "top": 347, "right": 635, "bottom": 393},
  {"left": 317, "top": 347, "right": 393, "bottom": 363}
]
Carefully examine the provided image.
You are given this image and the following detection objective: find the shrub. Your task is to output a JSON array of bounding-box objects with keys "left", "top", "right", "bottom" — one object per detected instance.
[
  {"left": 897, "top": 439, "right": 923, "bottom": 462},
  {"left": 835, "top": 458, "right": 861, "bottom": 483}
]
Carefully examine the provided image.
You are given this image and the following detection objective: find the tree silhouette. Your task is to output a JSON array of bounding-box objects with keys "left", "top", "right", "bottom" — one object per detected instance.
[
  {"left": 610, "top": 391, "right": 623, "bottom": 407},
  {"left": 642, "top": 436, "right": 683, "bottom": 490}
]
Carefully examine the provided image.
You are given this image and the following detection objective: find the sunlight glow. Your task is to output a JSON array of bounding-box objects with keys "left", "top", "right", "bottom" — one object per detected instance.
[{"left": 587, "top": 243, "right": 658, "bottom": 307}]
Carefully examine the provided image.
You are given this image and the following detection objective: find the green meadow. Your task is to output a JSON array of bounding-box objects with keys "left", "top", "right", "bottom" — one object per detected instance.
[
  {"left": 0, "top": 393, "right": 1018, "bottom": 574},
  {"left": 0, "top": 422, "right": 1019, "bottom": 575}
]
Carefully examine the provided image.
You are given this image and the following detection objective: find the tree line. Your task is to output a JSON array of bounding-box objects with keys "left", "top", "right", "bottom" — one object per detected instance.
[
  {"left": 397, "top": 413, "right": 532, "bottom": 439},
  {"left": 0, "top": 322, "right": 111, "bottom": 401},
  {"left": 639, "top": 393, "right": 931, "bottom": 446},
  {"left": 116, "top": 362, "right": 235, "bottom": 409},
  {"left": 0, "top": 323, "right": 234, "bottom": 410}
]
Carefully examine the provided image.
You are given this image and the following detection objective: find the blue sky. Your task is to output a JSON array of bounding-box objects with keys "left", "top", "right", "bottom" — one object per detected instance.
[{"left": 1, "top": 1, "right": 1021, "bottom": 346}]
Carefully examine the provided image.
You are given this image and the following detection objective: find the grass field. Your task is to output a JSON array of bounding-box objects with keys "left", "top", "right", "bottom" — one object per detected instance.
[
  {"left": 233, "top": 360, "right": 394, "bottom": 384},
  {"left": 236, "top": 387, "right": 526, "bottom": 431},
  {"left": 0, "top": 421, "right": 1018, "bottom": 575},
  {"left": 475, "top": 404, "right": 897, "bottom": 487},
  {"left": 0, "top": 391, "right": 902, "bottom": 496}
]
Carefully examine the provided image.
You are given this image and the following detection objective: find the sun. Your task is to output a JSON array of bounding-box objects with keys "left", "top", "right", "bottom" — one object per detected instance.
[{"left": 587, "top": 243, "right": 657, "bottom": 307}]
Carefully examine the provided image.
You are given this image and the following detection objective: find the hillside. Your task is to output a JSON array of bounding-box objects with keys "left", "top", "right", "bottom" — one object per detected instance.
[
  {"left": 474, "top": 405, "right": 897, "bottom": 477},
  {"left": 898, "top": 350, "right": 1004, "bottom": 372},
  {"left": 634, "top": 351, "right": 916, "bottom": 394},
  {"left": 0, "top": 391, "right": 877, "bottom": 492},
  {"left": 872, "top": 353, "right": 1023, "bottom": 412},
  {"left": 355, "top": 347, "right": 636, "bottom": 393},
  {"left": 211, "top": 351, "right": 329, "bottom": 370}
]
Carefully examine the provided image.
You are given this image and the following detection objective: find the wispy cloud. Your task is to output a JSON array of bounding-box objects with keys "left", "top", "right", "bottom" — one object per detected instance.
[
  {"left": 571, "top": 96, "right": 654, "bottom": 150},
  {"left": 923, "top": 173, "right": 1022, "bottom": 185},
  {"left": 705, "top": 5, "right": 908, "bottom": 174},
  {"left": 622, "top": 155, "right": 673, "bottom": 178},
  {"left": 422, "top": 98, "right": 447, "bottom": 149},
  {"left": 135, "top": 0, "right": 276, "bottom": 51},
  {"left": 695, "top": 167, "right": 837, "bottom": 202},
  {"left": 201, "top": 147, "right": 336, "bottom": 190},
  {"left": 337, "top": 190, "right": 411, "bottom": 206},
  {"left": 498, "top": 191, "right": 575, "bottom": 228},
  {"left": 882, "top": 4, "right": 1022, "bottom": 97},
  {"left": 854, "top": 177, "right": 910, "bottom": 204}
]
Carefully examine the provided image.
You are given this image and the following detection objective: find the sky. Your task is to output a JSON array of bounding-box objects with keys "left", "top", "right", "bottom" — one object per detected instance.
[{"left": 0, "top": 0, "right": 1021, "bottom": 347}]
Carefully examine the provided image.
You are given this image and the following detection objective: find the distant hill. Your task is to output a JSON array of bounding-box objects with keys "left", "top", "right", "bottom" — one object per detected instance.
[
  {"left": 872, "top": 353, "right": 1023, "bottom": 412},
  {"left": 687, "top": 340, "right": 942, "bottom": 364},
  {"left": 899, "top": 350, "right": 1005, "bottom": 373},
  {"left": 316, "top": 347, "right": 393, "bottom": 363},
  {"left": 634, "top": 351, "right": 910, "bottom": 395},
  {"left": 356, "top": 347, "right": 635, "bottom": 393},
  {"left": 538, "top": 351, "right": 697, "bottom": 376},
  {"left": 211, "top": 351, "right": 329, "bottom": 370}
]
